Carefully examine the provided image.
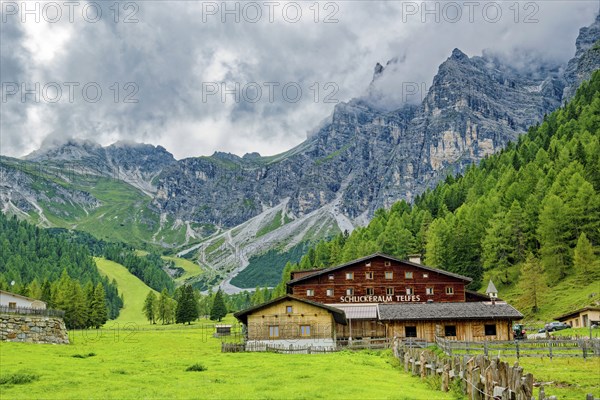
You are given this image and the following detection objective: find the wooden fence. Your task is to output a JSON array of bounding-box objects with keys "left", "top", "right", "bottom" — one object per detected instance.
[
  {"left": 394, "top": 339, "right": 535, "bottom": 400},
  {"left": 222, "top": 342, "right": 337, "bottom": 354},
  {"left": 337, "top": 337, "right": 392, "bottom": 350},
  {"left": 0, "top": 305, "right": 64, "bottom": 318},
  {"left": 435, "top": 336, "right": 600, "bottom": 360}
]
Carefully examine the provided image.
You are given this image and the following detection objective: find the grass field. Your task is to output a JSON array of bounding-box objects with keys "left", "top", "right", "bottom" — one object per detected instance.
[
  {"left": 94, "top": 257, "right": 156, "bottom": 324},
  {"left": 0, "top": 323, "right": 452, "bottom": 399},
  {"left": 504, "top": 357, "right": 600, "bottom": 399}
]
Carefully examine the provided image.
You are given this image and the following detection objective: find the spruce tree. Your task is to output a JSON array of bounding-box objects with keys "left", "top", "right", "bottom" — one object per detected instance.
[
  {"left": 574, "top": 233, "right": 597, "bottom": 279},
  {"left": 91, "top": 283, "right": 108, "bottom": 328},
  {"left": 143, "top": 291, "right": 158, "bottom": 324},
  {"left": 210, "top": 289, "right": 227, "bottom": 322}
]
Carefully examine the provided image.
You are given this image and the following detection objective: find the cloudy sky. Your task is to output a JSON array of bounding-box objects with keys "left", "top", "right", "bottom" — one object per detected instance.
[{"left": 0, "top": 0, "right": 597, "bottom": 160}]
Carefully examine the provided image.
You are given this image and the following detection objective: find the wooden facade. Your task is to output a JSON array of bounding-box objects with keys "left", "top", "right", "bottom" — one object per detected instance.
[
  {"left": 283, "top": 254, "right": 523, "bottom": 341},
  {"left": 234, "top": 296, "right": 346, "bottom": 342},
  {"left": 287, "top": 254, "right": 470, "bottom": 305},
  {"left": 386, "top": 319, "right": 513, "bottom": 342}
]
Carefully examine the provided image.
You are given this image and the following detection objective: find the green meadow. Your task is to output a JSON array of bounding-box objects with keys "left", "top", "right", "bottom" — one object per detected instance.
[
  {"left": 0, "top": 258, "right": 450, "bottom": 400},
  {"left": 0, "top": 323, "right": 452, "bottom": 400}
]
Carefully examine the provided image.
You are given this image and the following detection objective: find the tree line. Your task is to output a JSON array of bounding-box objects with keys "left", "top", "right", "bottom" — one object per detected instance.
[
  {"left": 0, "top": 213, "right": 122, "bottom": 325},
  {"left": 273, "top": 70, "right": 600, "bottom": 312},
  {"left": 142, "top": 285, "right": 273, "bottom": 324}
]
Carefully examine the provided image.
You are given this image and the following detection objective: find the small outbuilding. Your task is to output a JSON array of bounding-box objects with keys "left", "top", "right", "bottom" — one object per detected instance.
[
  {"left": 234, "top": 295, "right": 347, "bottom": 349},
  {"left": 555, "top": 306, "right": 600, "bottom": 328},
  {"left": 0, "top": 290, "right": 46, "bottom": 310}
]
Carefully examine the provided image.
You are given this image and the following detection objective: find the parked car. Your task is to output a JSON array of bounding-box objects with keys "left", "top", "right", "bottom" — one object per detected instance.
[{"left": 540, "top": 321, "right": 571, "bottom": 332}]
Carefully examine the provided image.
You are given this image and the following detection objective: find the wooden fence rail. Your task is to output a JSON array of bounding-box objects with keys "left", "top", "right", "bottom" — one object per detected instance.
[
  {"left": 0, "top": 305, "right": 64, "bottom": 318},
  {"left": 222, "top": 342, "right": 337, "bottom": 354},
  {"left": 435, "top": 336, "right": 600, "bottom": 360}
]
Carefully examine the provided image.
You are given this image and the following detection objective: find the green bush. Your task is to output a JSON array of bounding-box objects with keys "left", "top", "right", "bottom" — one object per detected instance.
[
  {"left": 0, "top": 372, "right": 40, "bottom": 386},
  {"left": 185, "top": 363, "right": 207, "bottom": 372}
]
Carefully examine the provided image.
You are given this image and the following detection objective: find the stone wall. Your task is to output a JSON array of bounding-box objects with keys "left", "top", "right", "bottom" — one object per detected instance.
[{"left": 0, "top": 314, "right": 69, "bottom": 344}]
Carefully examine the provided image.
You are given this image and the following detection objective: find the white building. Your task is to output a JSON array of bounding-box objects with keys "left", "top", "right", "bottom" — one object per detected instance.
[{"left": 0, "top": 290, "right": 46, "bottom": 310}]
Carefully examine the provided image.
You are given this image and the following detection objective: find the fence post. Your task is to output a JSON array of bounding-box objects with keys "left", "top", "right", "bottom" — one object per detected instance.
[
  {"left": 548, "top": 341, "right": 552, "bottom": 361},
  {"left": 470, "top": 366, "right": 480, "bottom": 400},
  {"left": 582, "top": 340, "right": 587, "bottom": 360},
  {"left": 484, "top": 341, "right": 488, "bottom": 357},
  {"left": 515, "top": 340, "right": 520, "bottom": 359}
]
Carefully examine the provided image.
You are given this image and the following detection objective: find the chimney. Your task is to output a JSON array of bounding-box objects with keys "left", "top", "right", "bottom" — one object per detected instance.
[{"left": 408, "top": 254, "right": 422, "bottom": 264}]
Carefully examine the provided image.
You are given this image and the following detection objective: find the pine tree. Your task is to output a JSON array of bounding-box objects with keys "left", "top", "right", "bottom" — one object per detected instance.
[
  {"left": 158, "top": 288, "right": 171, "bottom": 324},
  {"left": 518, "top": 254, "right": 547, "bottom": 314},
  {"left": 143, "top": 291, "right": 158, "bottom": 324},
  {"left": 176, "top": 285, "right": 198, "bottom": 325},
  {"left": 210, "top": 289, "right": 227, "bottom": 322},
  {"left": 90, "top": 283, "right": 108, "bottom": 328},
  {"left": 538, "top": 194, "right": 571, "bottom": 284},
  {"left": 574, "top": 232, "right": 597, "bottom": 279}
]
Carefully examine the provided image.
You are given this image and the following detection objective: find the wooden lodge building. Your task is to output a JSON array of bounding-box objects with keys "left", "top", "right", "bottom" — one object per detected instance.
[
  {"left": 235, "top": 254, "right": 523, "bottom": 345},
  {"left": 287, "top": 253, "right": 522, "bottom": 342}
]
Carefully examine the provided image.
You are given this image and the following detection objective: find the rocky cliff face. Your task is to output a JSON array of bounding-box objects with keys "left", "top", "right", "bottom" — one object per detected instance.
[{"left": 563, "top": 14, "right": 600, "bottom": 100}]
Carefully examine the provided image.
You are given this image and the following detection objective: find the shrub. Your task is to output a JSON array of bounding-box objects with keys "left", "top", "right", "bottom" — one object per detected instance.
[
  {"left": 185, "top": 363, "right": 207, "bottom": 372},
  {"left": 0, "top": 372, "right": 40, "bottom": 386}
]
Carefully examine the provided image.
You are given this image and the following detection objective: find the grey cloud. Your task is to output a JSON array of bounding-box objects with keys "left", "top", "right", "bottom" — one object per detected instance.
[{"left": 1, "top": 0, "right": 598, "bottom": 159}]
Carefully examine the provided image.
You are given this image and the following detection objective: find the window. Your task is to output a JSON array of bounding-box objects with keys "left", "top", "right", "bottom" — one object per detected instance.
[
  {"left": 384, "top": 261, "right": 391, "bottom": 267},
  {"left": 365, "top": 271, "right": 374, "bottom": 280},
  {"left": 386, "top": 287, "right": 394, "bottom": 296},
  {"left": 328, "top": 274, "right": 334, "bottom": 280},
  {"left": 405, "top": 326, "right": 417, "bottom": 337},
  {"left": 484, "top": 324, "right": 497, "bottom": 336},
  {"left": 365, "top": 262, "right": 371, "bottom": 267},
  {"left": 406, "top": 287, "right": 414, "bottom": 295},
  {"left": 405, "top": 271, "right": 413, "bottom": 279},
  {"left": 423, "top": 273, "right": 429, "bottom": 278},
  {"left": 306, "top": 289, "right": 315, "bottom": 297},
  {"left": 286, "top": 306, "right": 293, "bottom": 313},
  {"left": 346, "top": 288, "right": 354, "bottom": 296},
  {"left": 300, "top": 325, "right": 311, "bottom": 337},
  {"left": 326, "top": 288, "right": 334, "bottom": 297},
  {"left": 385, "top": 271, "right": 393, "bottom": 280},
  {"left": 346, "top": 272, "right": 354, "bottom": 280},
  {"left": 444, "top": 325, "right": 456, "bottom": 337},
  {"left": 269, "top": 325, "right": 279, "bottom": 338},
  {"left": 426, "top": 287, "right": 434, "bottom": 295},
  {"left": 445, "top": 287, "right": 454, "bottom": 295},
  {"left": 366, "top": 287, "right": 374, "bottom": 295},
  {"left": 8, "top": 302, "right": 16, "bottom": 309}
]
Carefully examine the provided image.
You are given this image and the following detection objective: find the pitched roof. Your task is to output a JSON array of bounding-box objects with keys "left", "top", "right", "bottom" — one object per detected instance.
[
  {"left": 286, "top": 253, "right": 472, "bottom": 285},
  {"left": 378, "top": 302, "right": 523, "bottom": 321},
  {"left": 554, "top": 306, "right": 600, "bottom": 322},
  {"left": 233, "top": 295, "right": 347, "bottom": 325},
  {"left": 485, "top": 280, "right": 498, "bottom": 294},
  {"left": 0, "top": 290, "right": 46, "bottom": 305}
]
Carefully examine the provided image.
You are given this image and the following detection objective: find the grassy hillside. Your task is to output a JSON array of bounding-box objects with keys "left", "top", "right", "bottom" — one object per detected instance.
[
  {"left": 162, "top": 256, "right": 205, "bottom": 283},
  {"left": 0, "top": 326, "right": 450, "bottom": 400},
  {"left": 94, "top": 257, "right": 156, "bottom": 324},
  {"left": 0, "top": 159, "right": 193, "bottom": 249}
]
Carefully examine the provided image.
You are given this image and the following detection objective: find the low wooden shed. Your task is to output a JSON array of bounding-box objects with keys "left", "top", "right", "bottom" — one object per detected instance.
[{"left": 234, "top": 295, "right": 347, "bottom": 347}]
